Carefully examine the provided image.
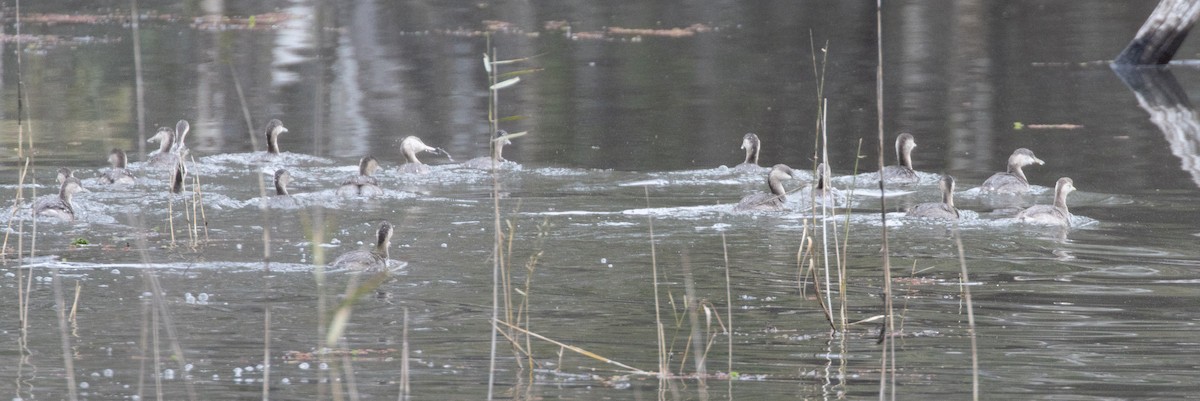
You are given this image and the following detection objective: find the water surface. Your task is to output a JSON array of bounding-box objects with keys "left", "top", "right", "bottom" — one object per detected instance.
[{"left": 3, "top": 1, "right": 1200, "bottom": 399}]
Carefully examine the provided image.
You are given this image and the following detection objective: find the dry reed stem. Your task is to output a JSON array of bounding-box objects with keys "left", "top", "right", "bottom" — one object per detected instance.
[
  {"left": 500, "top": 220, "right": 516, "bottom": 361},
  {"left": 229, "top": 63, "right": 259, "bottom": 149},
  {"left": 819, "top": 98, "right": 833, "bottom": 320},
  {"left": 517, "top": 219, "right": 547, "bottom": 380},
  {"left": 2, "top": 158, "right": 33, "bottom": 261},
  {"left": 168, "top": 185, "right": 177, "bottom": 247},
  {"left": 493, "top": 320, "right": 651, "bottom": 375},
  {"left": 52, "top": 268, "right": 79, "bottom": 401},
  {"left": 262, "top": 307, "right": 272, "bottom": 400},
  {"left": 69, "top": 280, "right": 81, "bottom": 325},
  {"left": 681, "top": 253, "right": 703, "bottom": 377},
  {"left": 339, "top": 340, "right": 361, "bottom": 401},
  {"left": 485, "top": 38, "right": 501, "bottom": 401},
  {"left": 720, "top": 233, "right": 733, "bottom": 378},
  {"left": 145, "top": 270, "right": 199, "bottom": 400},
  {"left": 645, "top": 187, "right": 668, "bottom": 378},
  {"left": 131, "top": 0, "right": 146, "bottom": 155},
  {"left": 129, "top": 213, "right": 152, "bottom": 399},
  {"left": 875, "top": 1, "right": 897, "bottom": 398},
  {"left": 399, "top": 307, "right": 410, "bottom": 400},
  {"left": 300, "top": 209, "right": 332, "bottom": 399},
  {"left": 838, "top": 139, "right": 865, "bottom": 333},
  {"left": 151, "top": 281, "right": 163, "bottom": 400},
  {"left": 954, "top": 226, "right": 980, "bottom": 400},
  {"left": 491, "top": 321, "right": 537, "bottom": 362}
]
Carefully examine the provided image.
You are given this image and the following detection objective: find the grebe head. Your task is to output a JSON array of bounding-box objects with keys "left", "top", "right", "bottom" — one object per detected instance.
[
  {"left": 1009, "top": 148, "right": 1045, "bottom": 168},
  {"left": 1054, "top": 177, "right": 1076, "bottom": 208},
  {"left": 148, "top": 126, "right": 174, "bottom": 152},
  {"left": 56, "top": 167, "right": 74, "bottom": 184},
  {"left": 359, "top": 156, "right": 381, "bottom": 176},
  {"left": 940, "top": 174, "right": 956, "bottom": 206},
  {"left": 767, "top": 164, "right": 794, "bottom": 196},
  {"left": 264, "top": 119, "right": 288, "bottom": 154},
  {"left": 895, "top": 133, "right": 916, "bottom": 168},
  {"left": 940, "top": 174, "right": 956, "bottom": 192},
  {"left": 274, "top": 169, "right": 292, "bottom": 196},
  {"left": 175, "top": 120, "right": 190, "bottom": 143},
  {"left": 108, "top": 148, "right": 128, "bottom": 169},
  {"left": 375, "top": 221, "right": 394, "bottom": 259},
  {"left": 492, "top": 130, "right": 511, "bottom": 160},
  {"left": 494, "top": 129, "right": 513, "bottom": 146},
  {"left": 170, "top": 119, "right": 190, "bottom": 156},
  {"left": 61, "top": 177, "right": 87, "bottom": 198},
  {"left": 741, "top": 133, "right": 761, "bottom": 164},
  {"left": 768, "top": 163, "right": 795, "bottom": 178}
]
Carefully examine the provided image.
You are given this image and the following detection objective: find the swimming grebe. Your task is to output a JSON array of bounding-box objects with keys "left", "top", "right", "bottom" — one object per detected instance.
[
  {"left": 906, "top": 175, "right": 960, "bottom": 220},
  {"left": 1016, "top": 177, "right": 1076, "bottom": 227},
  {"left": 102, "top": 149, "right": 136, "bottom": 185},
  {"left": 147, "top": 126, "right": 179, "bottom": 168},
  {"left": 734, "top": 133, "right": 767, "bottom": 173},
  {"left": 982, "top": 148, "right": 1044, "bottom": 194},
  {"left": 461, "top": 130, "right": 513, "bottom": 170},
  {"left": 263, "top": 119, "right": 288, "bottom": 155},
  {"left": 734, "top": 164, "right": 794, "bottom": 211},
  {"left": 337, "top": 156, "right": 383, "bottom": 197},
  {"left": 879, "top": 133, "right": 919, "bottom": 184},
  {"left": 332, "top": 221, "right": 394, "bottom": 272},
  {"left": 33, "top": 176, "right": 86, "bottom": 221},
  {"left": 808, "top": 163, "right": 846, "bottom": 206},
  {"left": 274, "top": 169, "right": 293, "bottom": 196},
  {"left": 399, "top": 136, "right": 446, "bottom": 174},
  {"left": 267, "top": 169, "right": 299, "bottom": 208}
]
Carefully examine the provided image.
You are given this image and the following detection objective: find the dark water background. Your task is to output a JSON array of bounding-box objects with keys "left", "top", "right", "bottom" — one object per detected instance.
[{"left": 3, "top": 1, "right": 1200, "bottom": 399}]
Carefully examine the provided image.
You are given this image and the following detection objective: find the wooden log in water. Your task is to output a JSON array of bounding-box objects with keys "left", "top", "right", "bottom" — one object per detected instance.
[{"left": 1115, "top": 0, "right": 1200, "bottom": 65}]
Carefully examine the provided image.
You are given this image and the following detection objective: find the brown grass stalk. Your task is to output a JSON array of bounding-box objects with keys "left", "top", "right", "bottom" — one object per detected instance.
[
  {"left": 720, "top": 233, "right": 733, "bottom": 383},
  {"left": 3, "top": 158, "right": 32, "bottom": 262},
  {"left": 52, "top": 268, "right": 79, "bottom": 401},
  {"left": 493, "top": 320, "right": 651, "bottom": 375},
  {"left": 399, "top": 307, "right": 411, "bottom": 400},
  {"left": 876, "top": 1, "right": 897, "bottom": 398},
  {"left": 954, "top": 226, "right": 980, "bottom": 400},
  {"left": 645, "top": 187, "right": 668, "bottom": 378}
]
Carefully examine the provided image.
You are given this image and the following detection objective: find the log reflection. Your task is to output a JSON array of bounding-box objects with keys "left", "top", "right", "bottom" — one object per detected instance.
[{"left": 1112, "top": 65, "right": 1200, "bottom": 187}]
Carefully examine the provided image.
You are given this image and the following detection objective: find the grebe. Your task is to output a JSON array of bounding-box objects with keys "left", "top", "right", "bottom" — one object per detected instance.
[
  {"left": 171, "top": 120, "right": 190, "bottom": 158},
  {"left": 461, "top": 130, "right": 513, "bottom": 170},
  {"left": 816, "top": 163, "right": 843, "bottom": 203},
  {"left": 33, "top": 176, "right": 86, "bottom": 221},
  {"left": 146, "top": 126, "right": 177, "bottom": 168},
  {"left": 332, "top": 221, "right": 394, "bottom": 272},
  {"left": 734, "top": 164, "right": 794, "bottom": 211},
  {"left": 263, "top": 119, "right": 288, "bottom": 155},
  {"left": 906, "top": 175, "right": 960, "bottom": 220},
  {"left": 399, "top": 136, "right": 447, "bottom": 174},
  {"left": 879, "top": 133, "right": 918, "bottom": 184},
  {"left": 102, "top": 149, "right": 136, "bottom": 185},
  {"left": 274, "top": 169, "right": 293, "bottom": 196},
  {"left": 337, "top": 156, "right": 383, "bottom": 197},
  {"left": 733, "top": 133, "right": 767, "bottom": 173},
  {"left": 1016, "top": 177, "right": 1076, "bottom": 227},
  {"left": 267, "top": 169, "right": 299, "bottom": 208},
  {"left": 982, "top": 148, "right": 1044, "bottom": 194}
]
